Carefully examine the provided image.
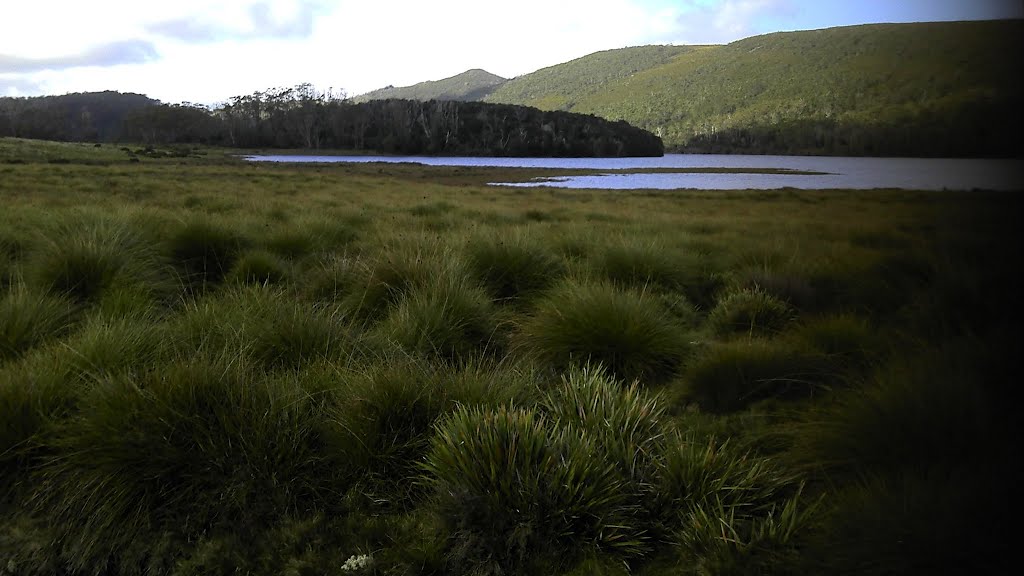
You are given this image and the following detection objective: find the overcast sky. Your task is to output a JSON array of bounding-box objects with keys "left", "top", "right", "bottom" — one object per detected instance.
[{"left": 1, "top": 0, "right": 1021, "bottom": 105}]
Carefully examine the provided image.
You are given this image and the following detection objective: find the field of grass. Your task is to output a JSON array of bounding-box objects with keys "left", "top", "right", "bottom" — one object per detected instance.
[{"left": 0, "top": 137, "right": 1018, "bottom": 575}]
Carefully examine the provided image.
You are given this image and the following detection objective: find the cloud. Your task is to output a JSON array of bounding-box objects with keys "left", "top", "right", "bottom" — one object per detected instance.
[
  {"left": 147, "top": 0, "right": 324, "bottom": 43},
  {"left": 0, "top": 76, "right": 46, "bottom": 97},
  {"left": 0, "top": 39, "right": 159, "bottom": 74},
  {"left": 658, "top": 0, "right": 796, "bottom": 44}
]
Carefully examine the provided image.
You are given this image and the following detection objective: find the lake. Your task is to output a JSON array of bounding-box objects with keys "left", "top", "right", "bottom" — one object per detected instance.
[{"left": 245, "top": 154, "right": 1024, "bottom": 191}]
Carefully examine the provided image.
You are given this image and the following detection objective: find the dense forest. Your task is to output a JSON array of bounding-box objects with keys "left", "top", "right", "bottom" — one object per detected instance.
[
  {"left": 0, "top": 87, "right": 663, "bottom": 157},
  {"left": 362, "top": 20, "right": 1024, "bottom": 157}
]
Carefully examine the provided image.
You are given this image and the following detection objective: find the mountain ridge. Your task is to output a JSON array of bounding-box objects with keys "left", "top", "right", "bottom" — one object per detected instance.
[{"left": 355, "top": 19, "right": 1023, "bottom": 155}]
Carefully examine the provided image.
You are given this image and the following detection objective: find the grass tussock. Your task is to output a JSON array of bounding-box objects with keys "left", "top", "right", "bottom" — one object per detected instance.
[
  {"left": 0, "top": 142, "right": 1013, "bottom": 574},
  {"left": 518, "top": 280, "right": 690, "bottom": 385},
  {"left": 28, "top": 216, "right": 170, "bottom": 304},
  {"left": 707, "top": 286, "right": 794, "bottom": 337},
  {"left": 682, "top": 339, "right": 824, "bottom": 413},
  {"left": 381, "top": 277, "right": 502, "bottom": 362},
  {"left": 423, "top": 405, "right": 634, "bottom": 573},
  {"left": 464, "top": 232, "right": 566, "bottom": 303},
  {"left": 0, "top": 285, "right": 77, "bottom": 363},
  {"left": 167, "top": 218, "right": 247, "bottom": 288},
  {"left": 35, "top": 356, "right": 351, "bottom": 573}
]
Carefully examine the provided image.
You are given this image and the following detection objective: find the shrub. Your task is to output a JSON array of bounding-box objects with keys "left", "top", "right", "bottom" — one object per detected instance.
[
  {"left": 422, "top": 406, "right": 633, "bottom": 572},
  {"left": 381, "top": 278, "right": 500, "bottom": 362},
  {"left": 0, "top": 286, "right": 76, "bottom": 362},
  {"left": 518, "top": 281, "right": 690, "bottom": 384},
  {"left": 707, "top": 287, "right": 794, "bottom": 337},
  {"left": 682, "top": 340, "right": 824, "bottom": 413},
  {"left": 464, "top": 234, "right": 565, "bottom": 303}
]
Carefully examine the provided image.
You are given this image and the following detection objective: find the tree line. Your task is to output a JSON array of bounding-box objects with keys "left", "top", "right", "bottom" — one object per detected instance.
[{"left": 0, "top": 86, "right": 664, "bottom": 157}]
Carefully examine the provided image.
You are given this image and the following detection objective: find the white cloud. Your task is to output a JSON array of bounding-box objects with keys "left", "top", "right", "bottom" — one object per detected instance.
[{"left": 0, "top": 0, "right": 793, "bottom": 103}]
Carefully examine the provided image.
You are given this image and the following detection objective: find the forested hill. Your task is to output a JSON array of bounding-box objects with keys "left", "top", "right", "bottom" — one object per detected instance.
[
  {"left": 482, "top": 20, "right": 1023, "bottom": 156},
  {"left": 0, "top": 92, "right": 157, "bottom": 143},
  {"left": 352, "top": 69, "right": 508, "bottom": 103}
]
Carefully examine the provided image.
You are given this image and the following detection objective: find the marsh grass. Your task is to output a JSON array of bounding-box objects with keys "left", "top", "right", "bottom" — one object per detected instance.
[
  {"left": 227, "top": 248, "right": 291, "bottom": 285},
  {"left": 343, "top": 243, "right": 461, "bottom": 321},
  {"left": 593, "top": 239, "right": 688, "bottom": 292},
  {"left": 0, "top": 143, "right": 1013, "bottom": 574},
  {"left": 682, "top": 339, "right": 825, "bottom": 413},
  {"left": 464, "top": 232, "right": 566, "bottom": 304},
  {"left": 518, "top": 280, "right": 690, "bottom": 385},
  {"left": 381, "top": 276, "right": 502, "bottom": 362},
  {"left": 707, "top": 286, "right": 794, "bottom": 337},
  {"left": 35, "top": 355, "right": 349, "bottom": 573},
  {"left": 167, "top": 218, "right": 248, "bottom": 288},
  {"left": 0, "top": 285, "right": 77, "bottom": 363},
  {"left": 423, "top": 406, "right": 633, "bottom": 572},
  {"left": 28, "top": 215, "right": 171, "bottom": 304}
]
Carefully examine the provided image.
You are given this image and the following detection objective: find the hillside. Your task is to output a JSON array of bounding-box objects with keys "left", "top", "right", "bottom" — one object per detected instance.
[
  {"left": 353, "top": 69, "right": 507, "bottom": 102},
  {"left": 484, "top": 20, "right": 1023, "bottom": 155}
]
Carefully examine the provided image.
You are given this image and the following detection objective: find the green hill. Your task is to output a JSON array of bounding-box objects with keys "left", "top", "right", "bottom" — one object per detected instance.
[
  {"left": 482, "top": 20, "right": 1022, "bottom": 156},
  {"left": 353, "top": 69, "right": 507, "bottom": 103}
]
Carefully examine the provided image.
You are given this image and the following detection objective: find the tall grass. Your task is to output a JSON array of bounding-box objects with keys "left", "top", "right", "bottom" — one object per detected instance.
[
  {"left": 35, "top": 355, "right": 351, "bottom": 573},
  {"left": 682, "top": 339, "right": 824, "bottom": 413},
  {"left": 0, "top": 285, "right": 76, "bottom": 363},
  {"left": 381, "top": 277, "right": 502, "bottom": 362},
  {"left": 167, "top": 218, "right": 247, "bottom": 288},
  {"left": 422, "top": 406, "right": 633, "bottom": 573},
  {"left": 518, "top": 280, "right": 691, "bottom": 384},
  {"left": 28, "top": 215, "right": 171, "bottom": 304},
  {"left": 706, "top": 286, "right": 794, "bottom": 337},
  {"left": 464, "top": 232, "right": 566, "bottom": 303}
]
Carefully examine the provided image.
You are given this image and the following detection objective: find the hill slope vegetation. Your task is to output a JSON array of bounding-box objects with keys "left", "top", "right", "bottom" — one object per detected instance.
[
  {"left": 353, "top": 69, "right": 508, "bottom": 103},
  {"left": 483, "top": 20, "right": 1023, "bottom": 156}
]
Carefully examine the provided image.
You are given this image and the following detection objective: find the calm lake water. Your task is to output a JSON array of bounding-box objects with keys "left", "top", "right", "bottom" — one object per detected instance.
[{"left": 245, "top": 154, "right": 1023, "bottom": 191}]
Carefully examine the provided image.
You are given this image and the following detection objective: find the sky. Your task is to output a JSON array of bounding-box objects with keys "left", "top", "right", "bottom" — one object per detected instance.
[{"left": 1, "top": 0, "right": 1021, "bottom": 105}]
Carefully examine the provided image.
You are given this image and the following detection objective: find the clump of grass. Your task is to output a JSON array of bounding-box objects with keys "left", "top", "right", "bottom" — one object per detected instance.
[
  {"left": 784, "top": 314, "right": 879, "bottom": 375},
  {"left": 57, "top": 315, "right": 166, "bottom": 378},
  {"left": 167, "top": 218, "right": 247, "bottom": 287},
  {"left": 247, "top": 300, "right": 354, "bottom": 370},
  {"left": 422, "top": 405, "right": 633, "bottom": 572},
  {"left": 343, "top": 244, "right": 456, "bottom": 320},
  {"left": 682, "top": 340, "right": 824, "bottom": 413},
  {"left": 544, "top": 365, "right": 667, "bottom": 547},
  {"left": 518, "top": 280, "right": 690, "bottom": 385},
  {"left": 658, "top": 431, "right": 811, "bottom": 574},
  {"left": 227, "top": 249, "right": 290, "bottom": 285},
  {"left": 592, "top": 240, "right": 686, "bottom": 292},
  {"left": 0, "top": 361, "right": 75, "bottom": 500},
  {"left": 706, "top": 286, "right": 794, "bottom": 337},
  {"left": 36, "top": 356, "right": 351, "bottom": 573},
  {"left": 464, "top": 233, "right": 565, "bottom": 303},
  {"left": 329, "top": 358, "right": 450, "bottom": 506},
  {"left": 28, "top": 216, "right": 168, "bottom": 304},
  {"left": 741, "top": 268, "right": 818, "bottom": 312},
  {"left": 303, "top": 255, "right": 357, "bottom": 302},
  {"left": 263, "top": 228, "right": 318, "bottom": 259},
  {"left": 381, "top": 278, "right": 501, "bottom": 362},
  {"left": 0, "top": 285, "right": 77, "bottom": 362},
  {"left": 544, "top": 365, "right": 665, "bottom": 490}
]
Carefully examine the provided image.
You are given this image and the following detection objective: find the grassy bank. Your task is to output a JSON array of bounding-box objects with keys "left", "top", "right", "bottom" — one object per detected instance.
[{"left": 0, "top": 138, "right": 1018, "bottom": 575}]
